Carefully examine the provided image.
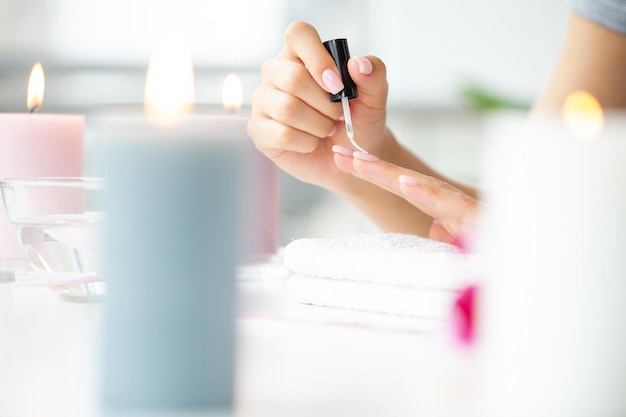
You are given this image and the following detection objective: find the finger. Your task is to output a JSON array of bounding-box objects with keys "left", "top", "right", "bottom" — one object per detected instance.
[
  {"left": 398, "top": 175, "right": 479, "bottom": 238},
  {"left": 398, "top": 175, "right": 478, "bottom": 227},
  {"left": 350, "top": 152, "right": 410, "bottom": 196},
  {"left": 428, "top": 221, "right": 458, "bottom": 245},
  {"left": 350, "top": 154, "right": 479, "bottom": 236},
  {"left": 332, "top": 145, "right": 358, "bottom": 174},
  {"left": 351, "top": 153, "right": 461, "bottom": 207},
  {"left": 256, "top": 86, "right": 337, "bottom": 139},
  {"left": 281, "top": 21, "right": 344, "bottom": 94},
  {"left": 247, "top": 109, "right": 322, "bottom": 157},
  {"left": 347, "top": 55, "right": 388, "bottom": 110},
  {"left": 261, "top": 57, "right": 343, "bottom": 121}
]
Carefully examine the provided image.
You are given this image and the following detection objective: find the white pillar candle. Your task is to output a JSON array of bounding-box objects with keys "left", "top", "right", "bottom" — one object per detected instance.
[
  {"left": 0, "top": 63, "right": 84, "bottom": 271},
  {"left": 478, "top": 111, "right": 626, "bottom": 417}
]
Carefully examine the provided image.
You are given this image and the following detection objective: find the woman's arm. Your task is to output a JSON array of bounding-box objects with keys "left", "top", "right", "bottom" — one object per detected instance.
[{"left": 533, "top": 11, "right": 626, "bottom": 114}]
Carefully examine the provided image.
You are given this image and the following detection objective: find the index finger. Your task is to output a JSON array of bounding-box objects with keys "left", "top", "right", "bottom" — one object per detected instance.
[
  {"left": 281, "top": 21, "right": 344, "bottom": 94},
  {"left": 351, "top": 155, "right": 479, "bottom": 232},
  {"left": 398, "top": 174, "right": 479, "bottom": 237}
]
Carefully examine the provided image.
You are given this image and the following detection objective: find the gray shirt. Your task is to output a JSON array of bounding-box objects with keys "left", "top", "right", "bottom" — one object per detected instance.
[{"left": 569, "top": 0, "right": 626, "bottom": 35}]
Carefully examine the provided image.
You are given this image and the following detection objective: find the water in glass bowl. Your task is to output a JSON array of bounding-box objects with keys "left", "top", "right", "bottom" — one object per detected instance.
[{"left": 16, "top": 211, "right": 105, "bottom": 302}]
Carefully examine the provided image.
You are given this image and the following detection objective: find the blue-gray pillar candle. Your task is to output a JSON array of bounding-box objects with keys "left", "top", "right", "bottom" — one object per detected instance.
[{"left": 100, "top": 120, "right": 244, "bottom": 416}]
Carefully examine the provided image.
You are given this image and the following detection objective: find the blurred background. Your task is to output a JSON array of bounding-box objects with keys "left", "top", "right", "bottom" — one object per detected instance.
[{"left": 0, "top": 0, "right": 570, "bottom": 245}]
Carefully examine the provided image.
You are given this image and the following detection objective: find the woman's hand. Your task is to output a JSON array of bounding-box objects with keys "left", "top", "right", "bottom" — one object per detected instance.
[
  {"left": 248, "top": 21, "right": 478, "bottom": 238},
  {"left": 333, "top": 146, "right": 482, "bottom": 244},
  {"left": 247, "top": 21, "right": 392, "bottom": 193}
]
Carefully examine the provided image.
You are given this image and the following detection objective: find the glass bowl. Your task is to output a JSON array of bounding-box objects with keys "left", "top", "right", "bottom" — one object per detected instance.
[{"left": 0, "top": 177, "right": 105, "bottom": 302}]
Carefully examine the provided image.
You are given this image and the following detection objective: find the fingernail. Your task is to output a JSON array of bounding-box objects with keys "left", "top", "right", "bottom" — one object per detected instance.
[
  {"left": 398, "top": 175, "right": 422, "bottom": 186},
  {"left": 338, "top": 114, "right": 345, "bottom": 121},
  {"left": 332, "top": 145, "right": 353, "bottom": 156},
  {"left": 327, "top": 124, "right": 337, "bottom": 137},
  {"left": 353, "top": 151, "right": 379, "bottom": 162},
  {"left": 322, "top": 69, "right": 344, "bottom": 94},
  {"left": 352, "top": 56, "right": 373, "bottom": 75}
]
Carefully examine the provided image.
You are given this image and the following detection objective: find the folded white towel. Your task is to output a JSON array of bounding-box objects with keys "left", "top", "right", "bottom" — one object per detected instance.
[
  {"left": 283, "top": 233, "right": 471, "bottom": 291},
  {"left": 287, "top": 274, "right": 455, "bottom": 320},
  {"left": 285, "top": 303, "right": 445, "bottom": 333},
  {"left": 282, "top": 233, "right": 475, "bottom": 327}
]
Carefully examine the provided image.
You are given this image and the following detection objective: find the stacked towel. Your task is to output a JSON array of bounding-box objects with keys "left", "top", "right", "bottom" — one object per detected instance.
[{"left": 283, "top": 233, "right": 474, "bottom": 329}]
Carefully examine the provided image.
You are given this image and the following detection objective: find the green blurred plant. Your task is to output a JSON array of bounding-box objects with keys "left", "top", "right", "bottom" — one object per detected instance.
[{"left": 461, "top": 82, "right": 529, "bottom": 112}]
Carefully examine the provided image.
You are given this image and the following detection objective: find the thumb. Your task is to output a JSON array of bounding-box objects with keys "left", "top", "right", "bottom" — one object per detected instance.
[{"left": 347, "top": 55, "right": 388, "bottom": 110}]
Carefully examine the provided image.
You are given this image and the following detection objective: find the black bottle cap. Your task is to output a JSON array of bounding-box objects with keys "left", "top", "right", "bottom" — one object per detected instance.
[{"left": 323, "top": 38, "right": 358, "bottom": 102}]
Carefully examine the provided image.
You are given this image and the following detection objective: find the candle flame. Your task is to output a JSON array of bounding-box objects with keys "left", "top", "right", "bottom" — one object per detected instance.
[
  {"left": 27, "top": 62, "right": 45, "bottom": 112},
  {"left": 144, "top": 38, "right": 195, "bottom": 126},
  {"left": 562, "top": 90, "right": 604, "bottom": 140},
  {"left": 222, "top": 73, "right": 242, "bottom": 112}
]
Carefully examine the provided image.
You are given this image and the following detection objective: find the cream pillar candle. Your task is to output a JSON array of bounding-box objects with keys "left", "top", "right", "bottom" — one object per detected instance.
[{"left": 478, "top": 101, "right": 626, "bottom": 417}]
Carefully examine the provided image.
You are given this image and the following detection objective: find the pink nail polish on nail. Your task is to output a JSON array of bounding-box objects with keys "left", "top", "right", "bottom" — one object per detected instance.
[
  {"left": 398, "top": 175, "right": 422, "bottom": 186},
  {"left": 332, "top": 145, "right": 354, "bottom": 156},
  {"left": 322, "top": 69, "right": 344, "bottom": 95},
  {"left": 353, "top": 56, "right": 373, "bottom": 75},
  {"left": 353, "top": 151, "right": 379, "bottom": 162},
  {"left": 327, "top": 124, "right": 337, "bottom": 137}
]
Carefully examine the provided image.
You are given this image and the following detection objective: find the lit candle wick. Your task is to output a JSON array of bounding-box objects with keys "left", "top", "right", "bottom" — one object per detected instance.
[
  {"left": 341, "top": 94, "right": 367, "bottom": 153},
  {"left": 27, "top": 62, "right": 44, "bottom": 113},
  {"left": 222, "top": 73, "right": 243, "bottom": 113}
]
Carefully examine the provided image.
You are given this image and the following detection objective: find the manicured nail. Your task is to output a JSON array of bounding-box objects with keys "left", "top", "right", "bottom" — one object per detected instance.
[
  {"left": 327, "top": 124, "right": 337, "bottom": 137},
  {"left": 332, "top": 145, "right": 353, "bottom": 156},
  {"left": 398, "top": 175, "right": 422, "bottom": 186},
  {"left": 338, "top": 114, "right": 345, "bottom": 121},
  {"left": 353, "top": 151, "right": 379, "bottom": 162},
  {"left": 322, "top": 69, "right": 344, "bottom": 95},
  {"left": 352, "top": 56, "right": 373, "bottom": 75}
]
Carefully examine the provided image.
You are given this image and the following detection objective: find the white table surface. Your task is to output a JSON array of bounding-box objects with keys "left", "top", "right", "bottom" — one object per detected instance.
[{"left": 0, "top": 261, "right": 475, "bottom": 417}]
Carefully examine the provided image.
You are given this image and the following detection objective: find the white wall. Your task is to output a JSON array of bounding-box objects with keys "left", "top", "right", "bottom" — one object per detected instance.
[
  {"left": 1, "top": 0, "right": 570, "bottom": 110},
  {"left": 45, "top": 0, "right": 287, "bottom": 67},
  {"left": 0, "top": 0, "right": 287, "bottom": 67},
  {"left": 366, "top": 0, "right": 570, "bottom": 106}
]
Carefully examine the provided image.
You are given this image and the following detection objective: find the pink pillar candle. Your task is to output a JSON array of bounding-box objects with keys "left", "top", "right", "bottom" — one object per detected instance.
[
  {"left": 0, "top": 113, "right": 84, "bottom": 268},
  {"left": 231, "top": 114, "right": 280, "bottom": 261}
]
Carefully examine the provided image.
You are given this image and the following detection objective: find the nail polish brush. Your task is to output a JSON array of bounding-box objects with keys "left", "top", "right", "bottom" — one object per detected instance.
[{"left": 323, "top": 38, "right": 368, "bottom": 154}]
